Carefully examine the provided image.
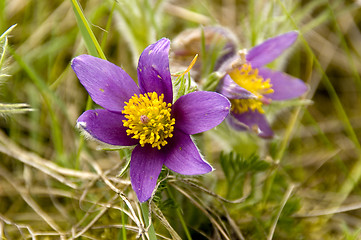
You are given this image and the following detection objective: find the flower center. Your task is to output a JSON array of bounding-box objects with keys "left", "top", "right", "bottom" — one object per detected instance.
[
  {"left": 122, "top": 92, "right": 175, "bottom": 150},
  {"left": 229, "top": 63, "right": 273, "bottom": 114}
]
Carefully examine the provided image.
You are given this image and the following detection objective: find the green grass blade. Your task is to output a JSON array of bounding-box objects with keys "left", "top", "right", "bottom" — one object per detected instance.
[
  {"left": 70, "top": 0, "right": 106, "bottom": 60},
  {"left": 9, "top": 47, "right": 70, "bottom": 121},
  {"left": 140, "top": 202, "right": 157, "bottom": 240},
  {"left": 9, "top": 47, "right": 66, "bottom": 162},
  {"left": 71, "top": 0, "right": 109, "bottom": 168},
  {"left": 326, "top": 1, "right": 361, "bottom": 92},
  {"left": 275, "top": 0, "right": 361, "bottom": 226}
]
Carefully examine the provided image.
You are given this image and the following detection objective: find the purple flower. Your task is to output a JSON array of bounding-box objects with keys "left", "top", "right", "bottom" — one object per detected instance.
[
  {"left": 218, "top": 31, "right": 308, "bottom": 138},
  {"left": 72, "top": 38, "right": 230, "bottom": 202}
]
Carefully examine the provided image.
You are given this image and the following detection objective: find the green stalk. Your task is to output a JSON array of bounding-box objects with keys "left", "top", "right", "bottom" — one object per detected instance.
[
  {"left": 121, "top": 207, "right": 127, "bottom": 240},
  {"left": 263, "top": 106, "right": 303, "bottom": 203},
  {"left": 167, "top": 187, "right": 192, "bottom": 240},
  {"left": 118, "top": 201, "right": 127, "bottom": 240},
  {"left": 176, "top": 208, "right": 192, "bottom": 240},
  {"left": 140, "top": 202, "right": 157, "bottom": 240}
]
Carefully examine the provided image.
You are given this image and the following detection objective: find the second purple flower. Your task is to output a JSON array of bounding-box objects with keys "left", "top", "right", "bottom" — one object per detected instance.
[{"left": 218, "top": 31, "right": 308, "bottom": 138}]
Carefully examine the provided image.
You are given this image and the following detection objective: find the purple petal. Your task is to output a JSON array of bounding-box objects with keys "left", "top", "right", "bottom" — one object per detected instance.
[
  {"left": 226, "top": 115, "right": 248, "bottom": 132},
  {"left": 172, "top": 91, "right": 230, "bottom": 135},
  {"left": 137, "top": 38, "right": 173, "bottom": 103},
  {"left": 218, "top": 74, "right": 257, "bottom": 99},
  {"left": 71, "top": 55, "right": 140, "bottom": 112},
  {"left": 229, "top": 111, "right": 274, "bottom": 138},
  {"left": 130, "top": 145, "right": 164, "bottom": 202},
  {"left": 164, "top": 129, "right": 212, "bottom": 175},
  {"left": 247, "top": 31, "right": 298, "bottom": 68},
  {"left": 258, "top": 68, "right": 308, "bottom": 100},
  {"left": 77, "top": 109, "right": 138, "bottom": 146}
]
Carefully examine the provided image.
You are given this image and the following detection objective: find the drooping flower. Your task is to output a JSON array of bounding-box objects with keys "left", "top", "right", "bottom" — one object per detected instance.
[
  {"left": 217, "top": 31, "right": 308, "bottom": 138},
  {"left": 72, "top": 38, "right": 230, "bottom": 202}
]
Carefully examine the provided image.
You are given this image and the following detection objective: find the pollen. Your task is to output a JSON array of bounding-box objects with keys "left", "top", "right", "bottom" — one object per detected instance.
[
  {"left": 229, "top": 64, "right": 274, "bottom": 114},
  {"left": 122, "top": 92, "right": 175, "bottom": 150}
]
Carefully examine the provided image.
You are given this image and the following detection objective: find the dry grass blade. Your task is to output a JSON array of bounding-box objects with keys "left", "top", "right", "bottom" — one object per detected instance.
[
  {"left": 91, "top": 224, "right": 173, "bottom": 240},
  {"left": 15, "top": 1, "right": 73, "bottom": 55},
  {"left": 177, "top": 178, "right": 248, "bottom": 203},
  {"left": 0, "top": 213, "right": 36, "bottom": 240},
  {"left": 267, "top": 184, "right": 296, "bottom": 240},
  {"left": 221, "top": 204, "right": 245, "bottom": 240},
  {"left": 171, "top": 183, "right": 231, "bottom": 240},
  {"left": 295, "top": 200, "right": 361, "bottom": 218},
  {"left": 163, "top": 3, "right": 211, "bottom": 25},
  {"left": 0, "top": 164, "right": 65, "bottom": 238},
  {"left": 152, "top": 203, "right": 182, "bottom": 240},
  {"left": 0, "top": 142, "right": 78, "bottom": 189},
  {"left": 70, "top": 194, "right": 118, "bottom": 239},
  {"left": 85, "top": 157, "right": 144, "bottom": 235},
  {"left": 0, "top": 130, "right": 130, "bottom": 184}
]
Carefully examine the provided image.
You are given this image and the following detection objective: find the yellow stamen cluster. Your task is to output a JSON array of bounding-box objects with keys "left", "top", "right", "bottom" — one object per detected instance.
[
  {"left": 122, "top": 92, "right": 175, "bottom": 150},
  {"left": 229, "top": 64, "right": 274, "bottom": 114}
]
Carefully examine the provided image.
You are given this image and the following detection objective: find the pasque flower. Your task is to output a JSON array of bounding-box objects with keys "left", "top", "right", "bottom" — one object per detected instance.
[
  {"left": 72, "top": 38, "right": 230, "bottom": 202},
  {"left": 217, "top": 31, "right": 308, "bottom": 138}
]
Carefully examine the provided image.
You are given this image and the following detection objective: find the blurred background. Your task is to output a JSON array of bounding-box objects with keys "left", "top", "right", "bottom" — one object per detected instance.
[{"left": 0, "top": 0, "right": 361, "bottom": 239}]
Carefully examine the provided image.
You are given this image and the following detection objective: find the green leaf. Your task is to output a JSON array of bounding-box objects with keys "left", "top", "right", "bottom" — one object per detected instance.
[{"left": 220, "top": 152, "right": 270, "bottom": 189}]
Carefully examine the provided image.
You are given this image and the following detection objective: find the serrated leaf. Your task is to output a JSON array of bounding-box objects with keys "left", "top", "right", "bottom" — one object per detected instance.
[{"left": 220, "top": 151, "right": 270, "bottom": 184}]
